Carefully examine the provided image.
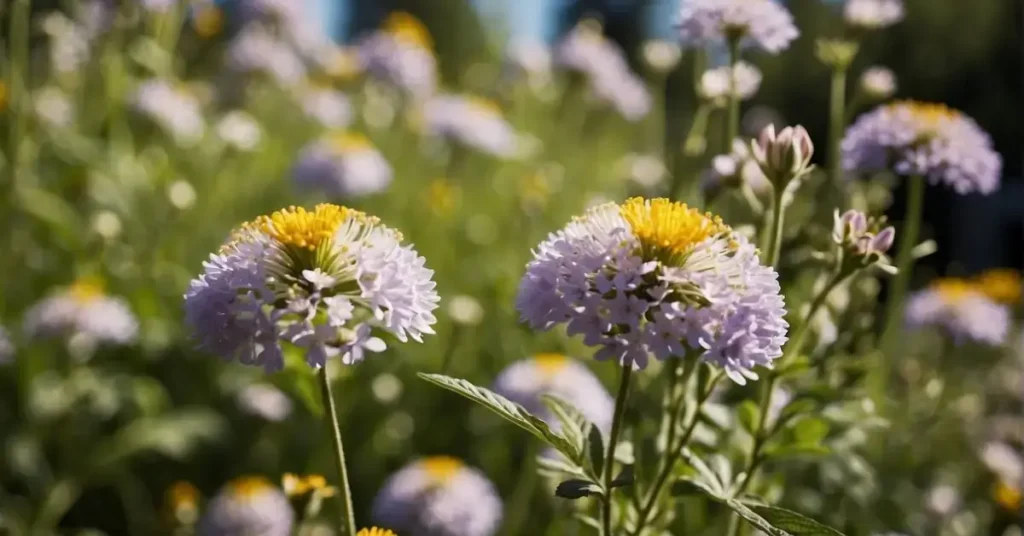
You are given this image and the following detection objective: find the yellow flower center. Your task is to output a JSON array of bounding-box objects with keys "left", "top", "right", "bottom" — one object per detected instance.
[
  {"left": 994, "top": 480, "right": 1022, "bottom": 512},
  {"left": 932, "top": 278, "right": 979, "bottom": 304},
  {"left": 255, "top": 204, "right": 353, "bottom": 251},
  {"left": 165, "top": 481, "right": 199, "bottom": 510},
  {"left": 384, "top": 12, "right": 433, "bottom": 50},
  {"left": 358, "top": 528, "right": 398, "bottom": 536},
  {"left": 328, "top": 132, "right": 373, "bottom": 155},
  {"left": 227, "top": 476, "right": 275, "bottom": 499},
  {"left": 975, "top": 268, "right": 1021, "bottom": 304},
  {"left": 891, "top": 101, "right": 960, "bottom": 139},
  {"left": 620, "top": 197, "right": 731, "bottom": 264},
  {"left": 420, "top": 456, "right": 463, "bottom": 484},
  {"left": 283, "top": 473, "right": 337, "bottom": 498},
  {"left": 533, "top": 353, "right": 569, "bottom": 377},
  {"left": 193, "top": 6, "right": 223, "bottom": 39},
  {"left": 68, "top": 277, "right": 105, "bottom": 304},
  {"left": 467, "top": 97, "right": 502, "bottom": 117}
]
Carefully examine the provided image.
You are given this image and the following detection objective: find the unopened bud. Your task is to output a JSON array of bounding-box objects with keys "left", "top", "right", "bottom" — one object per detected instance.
[{"left": 751, "top": 124, "right": 814, "bottom": 189}]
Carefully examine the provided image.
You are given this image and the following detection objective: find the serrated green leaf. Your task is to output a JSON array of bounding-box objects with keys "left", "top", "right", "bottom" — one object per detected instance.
[
  {"left": 541, "top": 394, "right": 591, "bottom": 464},
  {"left": 555, "top": 479, "right": 603, "bottom": 499},
  {"left": 418, "top": 373, "right": 581, "bottom": 461},
  {"left": 724, "top": 499, "right": 791, "bottom": 536},
  {"left": 746, "top": 505, "right": 847, "bottom": 535},
  {"left": 738, "top": 400, "right": 761, "bottom": 435}
]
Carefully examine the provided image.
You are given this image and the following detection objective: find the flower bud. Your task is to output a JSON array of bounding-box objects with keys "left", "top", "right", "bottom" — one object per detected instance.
[
  {"left": 751, "top": 124, "right": 814, "bottom": 190},
  {"left": 860, "top": 66, "right": 896, "bottom": 100},
  {"left": 870, "top": 226, "right": 895, "bottom": 253},
  {"left": 830, "top": 209, "right": 897, "bottom": 271}
]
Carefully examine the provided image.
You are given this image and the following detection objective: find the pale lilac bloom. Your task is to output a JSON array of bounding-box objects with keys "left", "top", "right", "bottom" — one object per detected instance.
[
  {"left": 292, "top": 134, "right": 393, "bottom": 197},
  {"left": 24, "top": 280, "right": 138, "bottom": 346},
  {"left": 860, "top": 66, "right": 897, "bottom": 100},
  {"left": 425, "top": 95, "right": 522, "bottom": 157},
  {"left": 140, "top": 0, "right": 179, "bottom": 12},
  {"left": 236, "top": 384, "right": 293, "bottom": 421},
  {"left": 905, "top": 280, "right": 1010, "bottom": 345},
  {"left": 492, "top": 354, "right": 614, "bottom": 435},
  {"left": 228, "top": 27, "right": 307, "bottom": 87},
  {"left": 698, "top": 62, "right": 763, "bottom": 104},
  {"left": 842, "top": 102, "right": 1002, "bottom": 195},
  {"left": 372, "top": 457, "right": 502, "bottom": 536},
  {"left": 299, "top": 88, "right": 352, "bottom": 129},
  {"left": 844, "top": 0, "right": 904, "bottom": 30},
  {"left": 358, "top": 30, "right": 437, "bottom": 99},
  {"left": 677, "top": 0, "right": 799, "bottom": 54},
  {"left": 555, "top": 25, "right": 651, "bottom": 121},
  {"left": 516, "top": 199, "right": 787, "bottom": 383},
  {"left": 133, "top": 79, "right": 205, "bottom": 144},
  {"left": 198, "top": 476, "right": 294, "bottom": 536}
]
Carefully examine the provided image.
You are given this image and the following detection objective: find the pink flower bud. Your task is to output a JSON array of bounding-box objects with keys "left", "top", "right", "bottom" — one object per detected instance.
[{"left": 871, "top": 226, "right": 896, "bottom": 253}]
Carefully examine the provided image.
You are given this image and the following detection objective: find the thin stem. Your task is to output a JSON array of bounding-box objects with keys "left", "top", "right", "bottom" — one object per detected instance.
[
  {"left": 631, "top": 366, "right": 719, "bottom": 536},
  {"left": 725, "top": 38, "right": 742, "bottom": 151},
  {"left": 876, "top": 174, "right": 926, "bottom": 386},
  {"left": 601, "top": 364, "right": 633, "bottom": 536},
  {"left": 763, "top": 191, "right": 787, "bottom": 268},
  {"left": 4, "top": 0, "right": 30, "bottom": 199},
  {"left": 501, "top": 441, "right": 539, "bottom": 536},
  {"left": 31, "top": 478, "right": 81, "bottom": 535},
  {"left": 682, "top": 104, "right": 713, "bottom": 158},
  {"left": 319, "top": 366, "right": 357, "bottom": 536},
  {"left": 827, "top": 67, "right": 848, "bottom": 183}
]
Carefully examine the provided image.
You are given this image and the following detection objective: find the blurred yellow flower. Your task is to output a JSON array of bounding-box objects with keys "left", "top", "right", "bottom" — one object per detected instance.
[
  {"left": 519, "top": 171, "right": 551, "bottom": 209},
  {"left": 975, "top": 269, "right": 1021, "bottom": 304},
  {"left": 164, "top": 480, "right": 200, "bottom": 526},
  {"left": 994, "top": 480, "right": 1022, "bottom": 512},
  {"left": 68, "top": 276, "right": 106, "bottom": 304},
  {"left": 282, "top": 473, "right": 338, "bottom": 498},
  {"left": 326, "top": 47, "right": 363, "bottom": 82},
  {"left": 428, "top": 178, "right": 459, "bottom": 216},
  {"left": 384, "top": 11, "right": 433, "bottom": 50},
  {"left": 193, "top": 6, "right": 223, "bottom": 39},
  {"left": 421, "top": 456, "right": 463, "bottom": 484},
  {"left": 358, "top": 528, "right": 397, "bottom": 536}
]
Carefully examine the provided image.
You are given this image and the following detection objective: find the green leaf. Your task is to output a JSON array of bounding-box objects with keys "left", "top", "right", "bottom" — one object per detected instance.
[
  {"left": 746, "top": 505, "right": 847, "bottom": 535},
  {"left": 680, "top": 448, "right": 726, "bottom": 497},
  {"left": 793, "top": 417, "right": 830, "bottom": 444},
  {"left": 664, "top": 476, "right": 788, "bottom": 536},
  {"left": 670, "top": 477, "right": 721, "bottom": 498},
  {"left": 737, "top": 400, "right": 761, "bottom": 435},
  {"left": 93, "top": 410, "right": 224, "bottom": 470},
  {"left": 418, "top": 373, "right": 582, "bottom": 461},
  {"left": 610, "top": 465, "right": 634, "bottom": 488},
  {"left": 724, "top": 499, "right": 790, "bottom": 536},
  {"left": 588, "top": 423, "right": 605, "bottom": 478},
  {"left": 778, "top": 399, "right": 817, "bottom": 425},
  {"left": 541, "top": 394, "right": 592, "bottom": 464},
  {"left": 555, "top": 479, "right": 603, "bottom": 499}
]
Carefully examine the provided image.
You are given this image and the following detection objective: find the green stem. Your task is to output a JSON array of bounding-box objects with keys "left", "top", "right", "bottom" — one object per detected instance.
[
  {"left": 501, "top": 441, "right": 539, "bottom": 536},
  {"left": 725, "top": 39, "right": 742, "bottom": 151},
  {"left": 31, "top": 478, "right": 81, "bottom": 535},
  {"left": 601, "top": 364, "right": 633, "bottom": 536},
  {"left": 632, "top": 366, "right": 719, "bottom": 536},
  {"left": 827, "top": 67, "right": 848, "bottom": 183},
  {"left": 877, "top": 175, "right": 926, "bottom": 382},
  {"left": 319, "top": 366, "right": 357, "bottom": 536},
  {"left": 4, "top": 0, "right": 29, "bottom": 198},
  {"left": 763, "top": 191, "right": 787, "bottom": 268},
  {"left": 682, "top": 104, "right": 713, "bottom": 158}
]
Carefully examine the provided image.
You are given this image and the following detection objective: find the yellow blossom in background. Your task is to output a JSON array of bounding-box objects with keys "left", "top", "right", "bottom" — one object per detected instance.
[
  {"left": 384, "top": 12, "right": 433, "bottom": 50},
  {"left": 994, "top": 480, "right": 1022, "bottom": 512},
  {"left": 163, "top": 481, "right": 200, "bottom": 526},
  {"left": 519, "top": 171, "right": 551, "bottom": 210},
  {"left": 193, "top": 5, "right": 223, "bottom": 39},
  {"left": 282, "top": 473, "right": 338, "bottom": 498},
  {"left": 326, "top": 47, "right": 363, "bottom": 82},
  {"left": 357, "top": 528, "right": 398, "bottom": 536},
  {"left": 975, "top": 268, "right": 1021, "bottom": 304},
  {"left": 428, "top": 178, "right": 459, "bottom": 216}
]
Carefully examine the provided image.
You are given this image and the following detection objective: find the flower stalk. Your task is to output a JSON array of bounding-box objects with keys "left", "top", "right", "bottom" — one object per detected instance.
[
  {"left": 319, "top": 366, "right": 358, "bottom": 536},
  {"left": 601, "top": 363, "right": 633, "bottom": 536}
]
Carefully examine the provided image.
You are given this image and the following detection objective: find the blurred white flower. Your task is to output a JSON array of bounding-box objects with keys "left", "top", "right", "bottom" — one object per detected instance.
[
  {"left": 24, "top": 278, "right": 138, "bottom": 346},
  {"left": 844, "top": 0, "right": 904, "bottom": 30},
  {"left": 199, "top": 476, "right": 294, "bottom": 536},
  {"left": 0, "top": 326, "right": 13, "bottom": 364},
  {"left": 642, "top": 40, "right": 683, "bottom": 73},
  {"left": 448, "top": 295, "right": 484, "bottom": 326},
  {"left": 556, "top": 24, "right": 651, "bottom": 122},
  {"left": 493, "top": 354, "right": 615, "bottom": 435},
  {"left": 677, "top": 0, "right": 799, "bottom": 54},
  {"left": 91, "top": 211, "right": 123, "bottom": 240},
  {"left": 41, "top": 13, "right": 93, "bottom": 74},
  {"left": 236, "top": 384, "right": 293, "bottom": 421},
  {"left": 860, "top": 66, "right": 897, "bottom": 100},
  {"left": 133, "top": 80, "right": 205, "bottom": 145},
  {"left": 905, "top": 279, "right": 1010, "bottom": 345},
  {"left": 34, "top": 87, "right": 74, "bottom": 127},
  {"left": 371, "top": 373, "right": 403, "bottom": 404},
  {"left": 702, "top": 138, "right": 770, "bottom": 195},
  {"left": 300, "top": 88, "right": 353, "bottom": 129},
  {"left": 590, "top": 73, "right": 652, "bottom": 122},
  {"left": 293, "top": 133, "right": 393, "bottom": 198},
  {"left": 168, "top": 180, "right": 197, "bottom": 210},
  {"left": 621, "top": 153, "right": 667, "bottom": 188},
  {"left": 425, "top": 95, "right": 522, "bottom": 158},
  {"left": 981, "top": 442, "right": 1024, "bottom": 483},
  {"left": 372, "top": 457, "right": 502, "bottom": 536},
  {"left": 228, "top": 27, "right": 306, "bottom": 87},
  {"left": 141, "top": 0, "right": 178, "bottom": 13},
  {"left": 358, "top": 12, "right": 437, "bottom": 99},
  {"left": 505, "top": 39, "right": 553, "bottom": 91},
  {"left": 926, "top": 484, "right": 962, "bottom": 516},
  {"left": 216, "top": 111, "right": 262, "bottom": 151},
  {"left": 699, "top": 62, "right": 763, "bottom": 105}
]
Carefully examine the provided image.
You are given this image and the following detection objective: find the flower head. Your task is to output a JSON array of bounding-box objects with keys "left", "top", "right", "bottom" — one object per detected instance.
[
  {"left": 424, "top": 96, "right": 522, "bottom": 158},
  {"left": 975, "top": 269, "right": 1021, "bottom": 305},
  {"left": 493, "top": 354, "right": 614, "bottom": 435},
  {"left": 842, "top": 101, "right": 1001, "bottom": 195},
  {"left": 228, "top": 27, "right": 306, "bottom": 87},
  {"left": 358, "top": 12, "right": 437, "bottom": 99},
  {"left": 555, "top": 23, "right": 651, "bottom": 122},
  {"left": 184, "top": 204, "right": 438, "bottom": 372},
  {"left": 198, "top": 476, "right": 294, "bottom": 536},
  {"left": 24, "top": 277, "right": 138, "bottom": 346},
  {"left": 703, "top": 138, "right": 771, "bottom": 196},
  {"left": 698, "top": 62, "right": 763, "bottom": 105},
  {"left": 298, "top": 87, "right": 353, "bottom": 129},
  {"left": 642, "top": 40, "right": 682, "bottom": 73},
  {"left": 994, "top": 480, "right": 1022, "bottom": 513},
  {"left": 359, "top": 529, "right": 398, "bottom": 536},
  {"left": 372, "top": 456, "right": 502, "bottom": 536},
  {"left": 860, "top": 66, "right": 896, "bottom": 100},
  {"left": 282, "top": 473, "right": 337, "bottom": 498},
  {"left": 981, "top": 442, "right": 1024, "bottom": 484},
  {"left": 293, "top": 133, "right": 393, "bottom": 198},
  {"left": 844, "top": 0, "right": 904, "bottom": 30},
  {"left": 905, "top": 278, "right": 1010, "bottom": 345},
  {"left": 517, "top": 197, "right": 788, "bottom": 383},
  {"left": 164, "top": 481, "right": 200, "bottom": 527},
  {"left": 751, "top": 124, "right": 815, "bottom": 190},
  {"left": 677, "top": 0, "right": 799, "bottom": 54},
  {"left": 133, "top": 80, "right": 205, "bottom": 144},
  {"left": 216, "top": 111, "right": 262, "bottom": 151},
  {"left": 831, "top": 209, "right": 896, "bottom": 270},
  {"left": 237, "top": 383, "right": 293, "bottom": 421}
]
